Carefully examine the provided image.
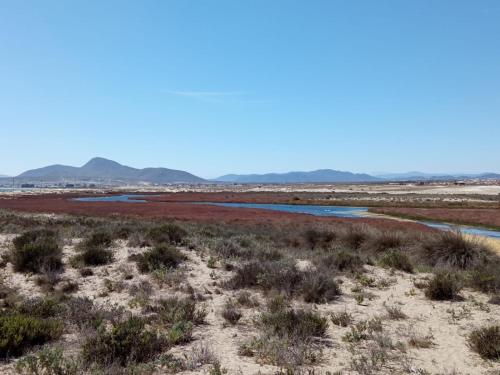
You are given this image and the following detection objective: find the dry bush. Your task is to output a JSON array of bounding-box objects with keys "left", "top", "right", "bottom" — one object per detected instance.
[
  {"left": 385, "top": 305, "right": 407, "bottom": 320},
  {"left": 417, "top": 231, "right": 493, "bottom": 270},
  {"left": 82, "top": 316, "right": 167, "bottom": 367},
  {"left": 330, "top": 310, "right": 353, "bottom": 327},
  {"left": 235, "top": 290, "right": 259, "bottom": 307},
  {"left": 361, "top": 231, "right": 406, "bottom": 253},
  {"left": 469, "top": 325, "right": 500, "bottom": 360},
  {"left": 299, "top": 271, "right": 341, "bottom": 303},
  {"left": 425, "top": 272, "right": 462, "bottom": 301},
  {"left": 315, "top": 249, "right": 364, "bottom": 273},
  {"left": 340, "top": 225, "right": 372, "bottom": 250},
  {"left": 378, "top": 249, "right": 413, "bottom": 273},
  {"left": 221, "top": 300, "right": 242, "bottom": 325}
]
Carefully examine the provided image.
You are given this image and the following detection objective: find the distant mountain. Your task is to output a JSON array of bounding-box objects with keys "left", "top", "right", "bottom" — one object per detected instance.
[
  {"left": 376, "top": 171, "right": 500, "bottom": 181},
  {"left": 17, "top": 157, "right": 205, "bottom": 184},
  {"left": 215, "top": 169, "right": 381, "bottom": 183},
  {"left": 0, "top": 174, "right": 10, "bottom": 178}
]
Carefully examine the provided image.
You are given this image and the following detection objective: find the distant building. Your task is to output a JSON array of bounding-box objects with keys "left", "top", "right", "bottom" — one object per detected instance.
[{"left": 21, "top": 184, "right": 35, "bottom": 188}]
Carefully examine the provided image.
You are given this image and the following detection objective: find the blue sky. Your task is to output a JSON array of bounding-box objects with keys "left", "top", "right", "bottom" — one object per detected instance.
[{"left": 1, "top": 1, "right": 499, "bottom": 178}]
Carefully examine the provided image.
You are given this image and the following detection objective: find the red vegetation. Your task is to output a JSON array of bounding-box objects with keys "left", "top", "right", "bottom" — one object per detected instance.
[
  {"left": 371, "top": 207, "right": 500, "bottom": 229},
  {"left": 0, "top": 192, "right": 432, "bottom": 232}
]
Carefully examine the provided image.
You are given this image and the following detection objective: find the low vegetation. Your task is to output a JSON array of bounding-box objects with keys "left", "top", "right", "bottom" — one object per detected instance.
[
  {"left": 10, "top": 229, "right": 62, "bottom": 273},
  {"left": 0, "top": 208, "right": 499, "bottom": 373},
  {"left": 131, "top": 244, "right": 186, "bottom": 273},
  {"left": 468, "top": 325, "right": 500, "bottom": 360},
  {"left": 0, "top": 314, "right": 62, "bottom": 358}
]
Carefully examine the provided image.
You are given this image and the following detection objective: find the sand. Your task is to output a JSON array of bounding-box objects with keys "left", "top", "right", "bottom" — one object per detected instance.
[{"left": 1, "top": 231, "right": 500, "bottom": 374}]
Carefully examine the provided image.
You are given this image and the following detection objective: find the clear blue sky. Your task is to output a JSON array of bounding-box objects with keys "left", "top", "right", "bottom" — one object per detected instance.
[{"left": 1, "top": 1, "right": 499, "bottom": 178}]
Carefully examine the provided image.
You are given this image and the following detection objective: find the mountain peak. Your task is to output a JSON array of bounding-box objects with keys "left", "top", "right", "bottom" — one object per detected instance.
[
  {"left": 82, "top": 157, "right": 122, "bottom": 168},
  {"left": 16, "top": 158, "right": 205, "bottom": 184}
]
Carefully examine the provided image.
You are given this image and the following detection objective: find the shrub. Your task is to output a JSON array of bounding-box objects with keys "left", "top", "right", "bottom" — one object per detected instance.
[
  {"left": 316, "top": 250, "right": 364, "bottom": 273},
  {"left": 15, "top": 346, "right": 80, "bottom": 375},
  {"left": 221, "top": 300, "right": 242, "bottom": 325},
  {"left": 81, "top": 231, "right": 113, "bottom": 249},
  {"left": 378, "top": 250, "right": 413, "bottom": 273},
  {"left": 418, "top": 231, "right": 491, "bottom": 270},
  {"left": 78, "top": 246, "right": 113, "bottom": 266},
  {"left": 469, "top": 325, "right": 500, "bottom": 360},
  {"left": 82, "top": 317, "right": 166, "bottom": 366},
  {"left": 341, "top": 226, "right": 370, "bottom": 250},
  {"left": 65, "top": 297, "right": 123, "bottom": 330},
  {"left": 330, "top": 310, "right": 353, "bottom": 327},
  {"left": 488, "top": 295, "right": 500, "bottom": 305},
  {"left": 468, "top": 265, "right": 500, "bottom": 293},
  {"left": 385, "top": 305, "right": 407, "bottom": 320},
  {"left": 425, "top": 272, "right": 462, "bottom": 301},
  {"left": 235, "top": 291, "right": 259, "bottom": 307},
  {"left": 303, "top": 229, "right": 335, "bottom": 250},
  {"left": 0, "top": 314, "right": 62, "bottom": 358},
  {"left": 363, "top": 231, "right": 404, "bottom": 253},
  {"left": 132, "top": 244, "right": 186, "bottom": 273},
  {"left": 16, "top": 297, "right": 63, "bottom": 318},
  {"left": 10, "top": 229, "right": 62, "bottom": 273},
  {"left": 299, "top": 272, "right": 341, "bottom": 303},
  {"left": 259, "top": 297, "right": 328, "bottom": 341},
  {"left": 167, "top": 320, "right": 194, "bottom": 345},
  {"left": 225, "top": 260, "right": 303, "bottom": 296},
  {"left": 147, "top": 223, "right": 187, "bottom": 245},
  {"left": 152, "top": 296, "right": 206, "bottom": 326}
]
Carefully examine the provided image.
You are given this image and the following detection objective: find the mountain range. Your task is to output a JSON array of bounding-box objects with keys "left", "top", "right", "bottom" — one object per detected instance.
[
  {"left": 14, "top": 157, "right": 205, "bottom": 184},
  {"left": 3, "top": 158, "right": 500, "bottom": 185},
  {"left": 216, "top": 170, "right": 381, "bottom": 183}
]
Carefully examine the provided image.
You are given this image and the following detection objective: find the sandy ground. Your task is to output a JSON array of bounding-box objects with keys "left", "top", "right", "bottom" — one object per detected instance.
[
  {"left": 1, "top": 232, "right": 500, "bottom": 374},
  {"left": 1, "top": 183, "right": 500, "bottom": 196}
]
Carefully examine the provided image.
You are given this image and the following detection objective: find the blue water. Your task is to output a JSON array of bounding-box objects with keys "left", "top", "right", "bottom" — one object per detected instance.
[
  {"left": 200, "top": 202, "right": 500, "bottom": 239},
  {"left": 73, "top": 194, "right": 149, "bottom": 203},
  {"left": 201, "top": 202, "right": 369, "bottom": 218},
  {"left": 70, "top": 196, "right": 500, "bottom": 239}
]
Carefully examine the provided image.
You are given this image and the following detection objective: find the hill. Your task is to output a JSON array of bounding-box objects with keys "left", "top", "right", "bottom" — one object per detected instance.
[
  {"left": 17, "top": 157, "right": 205, "bottom": 184},
  {"left": 215, "top": 169, "right": 381, "bottom": 183}
]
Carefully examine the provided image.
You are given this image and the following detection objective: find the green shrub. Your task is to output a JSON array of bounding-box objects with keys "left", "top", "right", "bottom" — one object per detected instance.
[
  {"left": 15, "top": 346, "right": 80, "bottom": 375},
  {"left": 378, "top": 249, "right": 413, "bottom": 273},
  {"left": 81, "top": 317, "right": 166, "bottom": 367},
  {"left": 132, "top": 245, "right": 186, "bottom": 273},
  {"left": 81, "top": 231, "right": 113, "bottom": 249},
  {"left": 73, "top": 231, "right": 114, "bottom": 267},
  {"left": 73, "top": 246, "right": 113, "bottom": 267},
  {"left": 147, "top": 223, "right": 187, "bottom": 245},
  {"left": 0, "top": 314, "right": 62, "bottom": 358},
  {"left": 469, "top": 325, "right": 500, "bottom": 360},
  {"left": 11, "top": 230, "right": 62, "bottom": 273},
  {"left": 167, "top": 320, "right": 194, "bottom": 345},
  {"left": 425, "top": 272, "right": 462, "bottom": 301}
]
